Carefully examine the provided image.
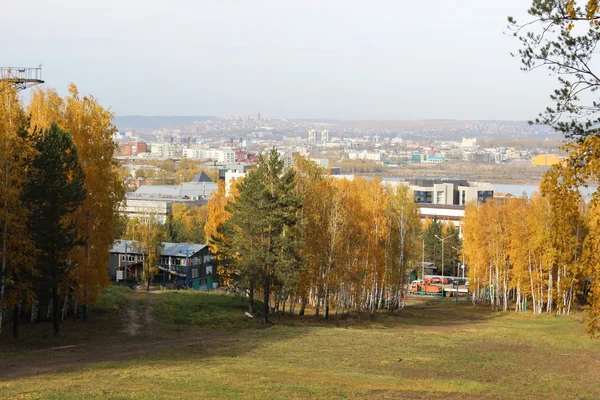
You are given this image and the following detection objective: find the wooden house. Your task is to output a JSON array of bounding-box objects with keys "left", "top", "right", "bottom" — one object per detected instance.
[{"left": 108, "top": 240, "right": 215, "bottom": 290}]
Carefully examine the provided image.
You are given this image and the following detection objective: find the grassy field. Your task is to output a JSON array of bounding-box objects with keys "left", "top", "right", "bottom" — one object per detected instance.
[{"left": 0, "top": 289, "right": 599, "bottom": 399}]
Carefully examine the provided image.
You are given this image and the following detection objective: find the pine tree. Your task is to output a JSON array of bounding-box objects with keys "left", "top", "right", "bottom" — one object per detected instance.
[
  {"left": 28, "top": 84, "right": 125, "bottom": 320},
  {"left": 224, "top": 149, "right": 302, "bottom": 322},
  {"left": 24, "top": 124, "right": 86, "bottom": 336}
]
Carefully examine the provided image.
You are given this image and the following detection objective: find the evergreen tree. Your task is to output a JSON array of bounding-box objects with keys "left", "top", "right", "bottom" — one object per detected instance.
[
  {"left": 224, "top": 149, "right": 302, "bottom": 323},
  {"left": 24, "top": 124, "right": 86, "bottom": 336},
  {"left": 423, "top": 217, "right": 443, "bottom": 273}
]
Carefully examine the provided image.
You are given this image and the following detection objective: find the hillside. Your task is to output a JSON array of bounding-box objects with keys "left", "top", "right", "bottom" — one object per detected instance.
[
  {"left": 113, "top": 115, "right": 217, "bottom": 131},
  {"left": 0, "top": 288, "right": 598, "bottom": 399}
]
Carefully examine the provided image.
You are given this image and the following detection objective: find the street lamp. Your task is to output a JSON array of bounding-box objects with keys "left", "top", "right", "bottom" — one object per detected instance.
[
  {"left": 435, "top": 234, "right": 454, "bottom": 283},
  {"left": 452, "top": 245, "right": 463, "bottom": 304},
  {"left": 452, "top": 246, "right": 465, "bottom": 279},
  {"left": 421, "top": 237, "right": 425, "bottom": 295}
]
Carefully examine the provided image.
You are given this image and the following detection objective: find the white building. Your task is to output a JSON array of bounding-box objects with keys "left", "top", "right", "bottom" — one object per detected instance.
[
  {"left": 182, "top": 148, "right": 236, "bottom": 163},
  {"left": 150, "top": 143, "right": 176, "bottom": 158},
  {"left": 348, "top": 151, "right": 384, "bottom": 161},
  {"left": 204, "top": 149, "right": 236, "bottom": 163},
  {"left": 461, "top": 138, "right": 477, "bottom": 149},
  {"left": 182, "top": 147, "right": 204, "bottom": 159},
  {"left": 321, "top": 130, "right": 329, "bottom": 142},
  {"left": 225, "top": 171, "right": 246, "bottom": 196}
]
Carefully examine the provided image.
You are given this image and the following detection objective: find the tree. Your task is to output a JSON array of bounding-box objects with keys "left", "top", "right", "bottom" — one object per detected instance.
[
  {"left": 0, "top": 81, "right": 35, "bottom": 338},
  {"left": 126, "top": 216, "right": 166, "bottom": 290},
  {"left": 510, "top": 1, "right": 600, "bottom": 332},
  {"left": 28, "top": 84, "right": 125, "bottom": 321},
  {"left": 24, "top": 124, "right": 86, "bottom": 336},
  {"left": 223, "top": 149, "right": 302, "bottom": 322},
  {"left": 386, "top": 184, "right": 421, "bottom": 310},
  {"left": 204, "top": 180, "right": 235, "bottom": 288},
  {"left": 423, "top": 217, "right": 443, "bottom": 273},
  {"left": 509, "top": 0, "right": 600, "bottom": 140}
]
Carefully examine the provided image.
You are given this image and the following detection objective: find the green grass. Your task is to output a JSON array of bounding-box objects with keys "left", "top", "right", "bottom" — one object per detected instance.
[
  {"left": 1, "top": 290, "right": 599, "bottom": 399},
  {"left": 154, "top": 290, "right": 262, "bottom": 329},
  {"left": 90, "top": 285, "right": 131, "bottom": 315}
]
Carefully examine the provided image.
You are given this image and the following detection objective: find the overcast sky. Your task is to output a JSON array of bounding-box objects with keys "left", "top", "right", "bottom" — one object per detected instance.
[{"left": 1, "top": 0, "right": 553, "bottom": 120}]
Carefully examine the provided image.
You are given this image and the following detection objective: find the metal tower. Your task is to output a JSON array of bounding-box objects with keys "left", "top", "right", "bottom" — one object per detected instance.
[{"left": 0, "top": 66, "right": 44, "bottom": 91}]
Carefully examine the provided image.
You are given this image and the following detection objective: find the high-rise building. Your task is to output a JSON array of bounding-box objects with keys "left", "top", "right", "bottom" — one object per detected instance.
[
  {"left": 321, "top": 129, "right": 329, "bottom": 142},
  {"left": 253, "top": 112, "right": 261, "bottom": 121},
  {"left": 308, "top": 129, "right": 317, "bottom": 142}
]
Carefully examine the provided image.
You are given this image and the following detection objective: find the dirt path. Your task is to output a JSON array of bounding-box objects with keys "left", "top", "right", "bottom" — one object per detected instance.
[
  {"left": 0, "top": 293, "right": 223, "bottom": 380},
  {"left": 0, "top": 333, "right": 223, "bottom": 380},
  {"left": 122, "top": 293, "right": 154, "bottom": 337}
]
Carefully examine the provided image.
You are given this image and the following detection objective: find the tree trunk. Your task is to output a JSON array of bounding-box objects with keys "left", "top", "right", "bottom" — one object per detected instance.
[
  {"left": 248, "top": 281, "right": 255, "bottom": 314},
  {"left": 52, "top": 284, "right": 60, "bottom": 336},
  {"left": 30, "top": 301, "right": 38, "bottom": 324},
  {"left": 324, "top": 285, "right": 330, "bottom": 320},
  {"left": 299, "top": 297, "right": 306, "bottom": 316},
  {"left": 546, "top": 269, "right": 553, "bottom": 313},
  {"left": 73, "top": 300, "right": 78, "bottom": 322},
  {"left": 12, "top": 303, "right": 19, "bottom": 338},
  {"left": 0, "top": 164, "right": 8, "bottom": 338},
  {"left": 263, "top": 277, "right": 270, "bottom": 323}
]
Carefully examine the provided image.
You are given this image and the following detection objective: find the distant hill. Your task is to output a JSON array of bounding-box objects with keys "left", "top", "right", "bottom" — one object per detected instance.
[{"left": 113, "top": 115, "right": 217, "bottom": 131}]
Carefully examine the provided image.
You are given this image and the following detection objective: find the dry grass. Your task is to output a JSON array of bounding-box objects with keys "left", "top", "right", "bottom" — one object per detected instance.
[{"left": 0, "top": 290, "right": 599, "bottom": 399}]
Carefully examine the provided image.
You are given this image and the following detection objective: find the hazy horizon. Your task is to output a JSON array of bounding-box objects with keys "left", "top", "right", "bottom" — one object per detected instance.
[{"left": 3, "top": 1, "right": 554, "bottom": 121}]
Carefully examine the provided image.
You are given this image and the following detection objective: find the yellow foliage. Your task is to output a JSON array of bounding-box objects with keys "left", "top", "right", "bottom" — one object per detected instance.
[{"left": 28, "top": 84, "right": 126, "bottom": 305}]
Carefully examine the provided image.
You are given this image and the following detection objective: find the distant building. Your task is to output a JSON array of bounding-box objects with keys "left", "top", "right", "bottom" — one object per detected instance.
[
  {"left": 182, "top": 148, "right": 236, "bottom": 163},
  {"left": 122, "top": 181, "right": 219, "bottom": 222},
  {"left": 308, "top": 129, "right": 318, "bottom": 142},
  {"left": 531, "top": 154, "right": 564, "bottom": 166},
  {"left": 348, "top": 151, "right": 384, "bottom": 161},
  {"left": 122, "top": 142, "right": 148, "bottom": 156},
  {"left": 461, "top": 138, "right": 477, "bottom": 149},
  {"left": 405, "top": 179, "right": 494, "bottom": 206},
  {"left": 150, "top": 143, "right": 176, "bottom": 158},
  {"left": 225, "top": 171, "right": 246, "bottom": 195},
  {"left": 310, "top": 158, "right": 330, "bottom": 168},
  {"left": 411, "top": 153, "right": 445, "bottom": 164},
  {"left": 465, "top": 151, "right": 491, "bottom": 163},
  {"left": 321, "top": 130, "right": 329, "bottom": 142},
  {"left": 253, "top": 112, "right": 261, "bottom": 121}
]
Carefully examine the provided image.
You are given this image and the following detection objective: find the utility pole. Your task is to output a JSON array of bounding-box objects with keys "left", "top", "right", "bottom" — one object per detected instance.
[
  {"left": 451, "top": 245, "right": 461, "bottom": 304},
  {"left": 421, "top": 237, "right": 425, "bottom": 295},
  {"left": 435, "top": 234, "right": 454, "bottom": 283},
  {"left": 185, "top": 249, "right": 190, "bottom": 288}
]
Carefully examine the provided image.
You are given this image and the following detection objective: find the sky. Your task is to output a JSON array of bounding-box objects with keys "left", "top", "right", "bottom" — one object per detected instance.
[{"left": 1, "top": 0, "right": 555, "bottom": 120}]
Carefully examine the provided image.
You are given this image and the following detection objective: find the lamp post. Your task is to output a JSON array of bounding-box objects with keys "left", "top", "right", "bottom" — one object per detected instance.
[
  {"left": 422, "top": 237, "right": 425, "bottom": 295},
  {"left": 185, "top": 249, "right": 190, "bottom": 289},
  {"left": 123, "top": 242, "right": 129, "bottom": 284},
  {"left": 435, "top": 234, "right": 454, "bottom": 283},
  {"left": 452, "top": 246, "right": 461, "bottom": 304},
  {"left": 452, "top": 246, "right": 465, "bottom": 279}
]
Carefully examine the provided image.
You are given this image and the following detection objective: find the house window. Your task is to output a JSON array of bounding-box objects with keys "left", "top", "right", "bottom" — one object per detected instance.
[
  {"left": 121, "top": 255, "right": 126, "bottom": 261},
  {"left": 436, "top": 191, "right": 443, "bottom": 204},
  {"left": 461, "top": 190, "right": 466, "bottom": 205}
]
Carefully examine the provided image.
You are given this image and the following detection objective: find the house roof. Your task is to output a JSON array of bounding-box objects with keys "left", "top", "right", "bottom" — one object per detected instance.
[
  {"left": 109, "top": 240, "right": 207, "bottom": 257},
  {"left": 126, "top": 181, "right": 219, "bottom": 200},
  {"left": 192, "top": 171, "right": 214, "bottom": 183}
]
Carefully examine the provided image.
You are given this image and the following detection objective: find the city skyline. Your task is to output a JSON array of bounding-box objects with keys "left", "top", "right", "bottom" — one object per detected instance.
[{"left": 4, "top": 1, "right": 554, "bottom": 121}]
